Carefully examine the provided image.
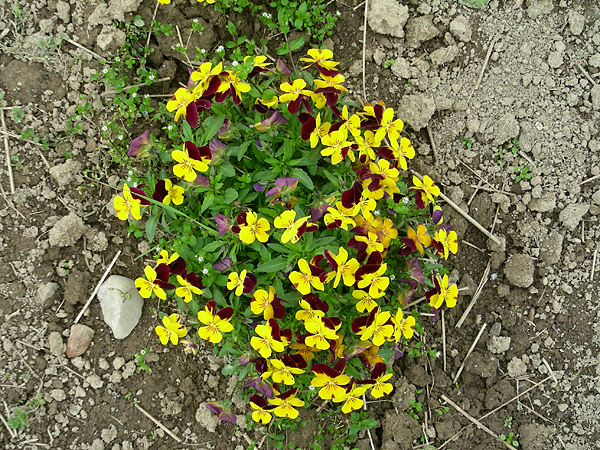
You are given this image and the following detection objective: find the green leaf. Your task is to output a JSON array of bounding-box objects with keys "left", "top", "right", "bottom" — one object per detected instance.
[
  {"left": 220, "top": 163, "right": 236, "bottom": 178},
  {"left": 257, "top": 257, "right": 289, "bottom": 273},
  {"left": 223, "top": 188, "right": 238, "bottom": 204},
  {"left": 201, "top": 192, "right": 214, "bottom": 213},
  {"left": 290, "top": 168, "right": 313, "bottom": 190},
  {"left": 234, "top": 140, "right": 252, "bottom": 161},
  {"left": 202, "top": 115, "right": 226, "bottom": 144},
  {"left": 145, "top": 213, "right": 160, "bottom": 242},
  {"left": 203, "top": 240, "right": 225, "bottom": 252},
  {"left": 289, "top": 36, "right": 305, "bottom": 51},
  {"left": 267, "top": 243, "right": 292, "bottom": 254},
  {"left": 181, "top": 120, "right": 193, "bottom": 142}
]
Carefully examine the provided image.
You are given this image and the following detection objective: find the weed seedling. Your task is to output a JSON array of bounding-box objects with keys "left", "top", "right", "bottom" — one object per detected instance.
[
  {"left": 136, "top": 348, "right": 152, "bottom": 372},
  {"left": 494, "top": 147, "right": 506, "bottom": 167},
  {"left": 514, "top": 165, "right": 531, "bottom": 183},
  {"left": 383, "top": 59, "right": 395, "bottom": 69},
  {"left": 500, "top": 431, "right": 519, "bottom": 447},
  {"left": 510, "top": 139, "right": 519, "bottom": 155},
  {"left": 461, "top": 138, "right": 472, "bottom": 149}
]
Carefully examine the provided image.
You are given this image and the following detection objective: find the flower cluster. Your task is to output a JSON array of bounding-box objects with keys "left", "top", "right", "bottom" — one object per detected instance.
[{"left": 118, "top": 48, "right": 459, "bottom": 423}]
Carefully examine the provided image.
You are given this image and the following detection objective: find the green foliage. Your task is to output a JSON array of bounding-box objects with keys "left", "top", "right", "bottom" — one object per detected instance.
[
  {"left": 500, "top": 432, "right": 519, "bottom": 447},
  {"left": 461, "top": 138, "right": 472, "bottom": 149},
  {"left": 514, "top": 165, "right": 531, "bottom": 183},
  {"left": 7, "top": 394, "right": 45, "bottom": 430},
  {"left": 136, "top": 348, "right": 152, "bottom": 372},
  {"left": 383, "top": 60, "right": 395, "bottom": 69}
]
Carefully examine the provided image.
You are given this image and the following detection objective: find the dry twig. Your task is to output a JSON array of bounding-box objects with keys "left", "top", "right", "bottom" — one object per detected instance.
[
  {"left": 426, "top": 126, "right": 440, "bottom": 166},
  {"left": 442, "top": 395, "right": 518, "bottom": 450},
  {"left": 0, "top": 410, "right": 16, "bottom": 439},
  {"left": 576, "top": 62, "right": 596, "bottom": 86},
  {"left": 456, "top": 261, "right": 491, "bottom": 328},
  {"left": 453, "top": 323, "right": 487, "bottom": 384},
  {"left": 74, "top": 250, "right": 122, "bottom": 324},
  {"left": 1, "top": 109, "right": 14, "bottom": 194},
  {"left": 441, "top": 310, "right": 447, "bottom": 372},
  {"left": 65, "top": 38, "right": 104, "bottom": 61},
  {"left": 470, "top": 33, "right": 500, "bottom": 97},
  {"left": 591, "top": 249, "right": 597, "bottom": 282},
  {"left": 134, "top": 404, "right": 182, "bottom": 443}
]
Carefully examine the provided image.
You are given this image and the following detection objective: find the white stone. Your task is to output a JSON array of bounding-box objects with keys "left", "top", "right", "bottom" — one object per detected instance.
[
  {"left": 367, "top": 0, "right": 409, "bottom": 38},
  {"left": 98, "top": 275, "right": 144, "bottom": 339}
]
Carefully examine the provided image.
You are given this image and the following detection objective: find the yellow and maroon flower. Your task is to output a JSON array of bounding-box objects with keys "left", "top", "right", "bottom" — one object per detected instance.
[
  {"left": 369, "top": 362, "right": 393, "bottom": 398},
  {"left": 249, "top": 394, "right": 274, "bottom": 424},
  {"left": 172, "top": 141, "right": 211, "bottom": 182},
  {"left": 197, "top": 301, "right": 234, "bottom": 344},
  {"left": 304, "top": 316, "right": 339, "bottom": 351},
  {"left": 298, "top": 112, "right": 331, "bottom": 148},
  {"left": 175, "top": 272, "right": 204, "bottom": 303},
  {"left": 152, "top": 179, "right": 185, "bottom": 206},
  {"left": 279, "top": 79, "right": 313, "bottom": 114},
  {"left": 310, "top": 360, "right": 351, "bottom": 400},
  {"left": 405, "top": 224, "right": 432, "bottom": 255},
  {"left": 432, "top": 228, "right": 458, "bottom": 260},
  {"left": 268, "top": 388, "right": 304, "bottom": 419},
  {"left": 227, "top": 269, "right": 257, "bottom": 296},
  {"left": 156, "top": 250, "right": 186, "bottom": 275},
  {"left": 299, "top": 48, "right": 339, "bottom": 76},
  {"left": 323, "top": 247, "right": 359, "bottom": 288},
  {"left": 155, "top": 313, "right": 187, "bottom": 345},
  {"left": 428, "top": 275, "right": 458, "bottom": 309},
  {"left": 251, "top": 319, "right": 286, "bottom": 358},
  {"left": 289, "top": 258, "right": 325, "bottom": 295},
  {"left": 215, "top": 70, "right": 251, "bottom": 105},
  {"left": 135, "top": 264, "right": 175, "bottom": 300},
  {"left": 251, "top": 286, "right": 285, "bottom": 320}
]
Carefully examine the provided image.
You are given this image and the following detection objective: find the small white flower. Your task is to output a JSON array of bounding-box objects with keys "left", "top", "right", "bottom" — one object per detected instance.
[
  {"left": 197, "top": 256, "right": 204, "bottom": 262},
  {"left": 167, "top": 125, "right": 173, "bottom": 130},
  {"left": 144, "top": 94, "right": 150, "bottom": 98},
  {"left": 435, "top": 351, "right": 441, "bottom": 358},
  {"left": 101, "top": 126, "right": 108, "bottom": 132},
  {"left": 140, "top": 349, "right": 147, "bottom": 355},
  {"left": 308, "top": 385, "right": 315, "bottom": 391},
  {"left": 402, "top": 197, "right": 410, "bottom": 205},
  {"left": 132, "top": 182, "right": 138, "bottom": 187},
  {"left": 115, "top": 57, "right": 120, "bottom": 62},
  {"left": 126, "top": 177, "right": 131, "bottom": 182},
  {"left": 132, "top": 93, "right": 137, "bottom": 98},
  {"left": 336, "top": 10, "right": 341, "bottom": 16},
  {"left": 117, "top": 135, "right": 123, "bottom": 140},
  {"left": 216, "top": 45, "right": 224, "bottom": 53},
  {"left": 149, "top": 75, "right": 155, "bottom": 81},
  {"left": 202, "top": 268, "right": 209, "bottom": 275},
  {"left": 199, "top": 48, "right": 206, "bottom": 54},
  {"left": 128, "top": 170, "right": 133, "bottom": 175},
  {"left": 193, "top": 18, "right": 198, "bottom": 22},
  {"left": 231, "top": 60, "right": 239, "bottom": 67},
  {"left": 102, "top": 68, "right": 108, "bottom": 74},
  {"left": 262, "top": 12, "right": 271, "bottom": 18},
  {"left": 373, "top": 210, "right": 380, "bottom": 216},
  {"left": 390, "top": 274, "right": 396, "bottom": 281}
]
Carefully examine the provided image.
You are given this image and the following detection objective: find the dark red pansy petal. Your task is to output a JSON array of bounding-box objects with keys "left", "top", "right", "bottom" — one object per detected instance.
[
  {"left": 311, "top": 363, "right": 339, "bottom": 378},
  {"left": 325, "top": 92, "right": 339, "bottom": 106},
  {"left": 305, "top": 223, "right": 318, "bottom": 232},
  {"left": 214, "top": 90, "right": 229, "bottom": 104},
  {"left": 302, "top": 293, "right": 320, "bottom": 307},
  {"left": 351, "top": 316, "right": 368, "bottom": 334},
  {"left": 243, "top": 273, "right": 257, "bottom": 294},
  {"left": 217, "top": 306, "right": 234, "bottom": 321},
  {"left": 321, "top": 317, "right": 337, "bottom": 331},
  {"left": 268, "top": 318, "right": 281, "bottom": 341},
  {"left": 185, "top": 141, "right": 201, "bottom": 160},
  {"left": 323, "top": 249, "right": 339, "bottom": 272},
  {"left": 371, "top": 362, "right": 387, "bottom": 380},
  {"left": 365, "top": 308, "right": 378, "bottom": 328},
  {"left": 315, "top": 299, "right": 329, "bottom": 314},
  {"left": 407, "top": 258, "right": 425, "bottom": 285},
  {"left": 129, "top": 186, "right": 150, "bottom": 205},
  {"left": 236, "top": 211, "right": 247, "bottom": 226},
  {"left": 231, "top": 87, "right": 242, "bottom": 105},
  {"left": 249, "top": 394, "right": 268, "bottom": 408},
  {"left": 152, "top": 180, "right": 167, "bottom": 202},
  {"left": 333, "top": 358, "right": 347, "bottom": 374},
  {"left": 280, "top": 327, "right": 292, "bottom": 343},
  {"left": 169, "top": 257, "right": 187, "bottom": 276},
  {"left": 254, "top": 358, "right": 267, "bottom": 374},
  {"left": 287, "top": 98, "right": 302, "bottom": 114},
  {"left": 376, "top": 146, "right": 395, "bottom": 160},
  {"left": 326, "top": 219, "right": 342, "bottom": 230},
  {"left": 231, "top": 225, "right": 241, "bottom": 234},
  {"left": 414, "top": 190, "right": 426, "bottom": 209},
  {"left": 329, "top": 317, "right": 341, "bottom": 329},
  {"left": 341, "top": 181, "right": 362, "bottom": 209},
  {"left": 301, "top": 97, "right": 313, "bottom": 115},
  {"left": 204, "top": 76, "right": 221, "bottom": 96},
  {"left": 205, "top": 300, "right": 217, "bottom": 314},
  {"left": 366, "top": 252, "right": 383, "bottom": 267},
  {"left": 272, "top": 297, "right": 285, "bottom": 319},
  {"left": 431, "top": 240, "right": 444, "bottom": 256},
  {"left": 298, "top": 112, "right": 312, "bottom": 125},
  {"left": 185, "top": 102, "right": 198, "bottom": 128},
  {"left": 316, "top": 64, "right": 338, "bottom": 77},
  {"left": 197, "top": 145, "right": 211, "bottom": 160},
  {"left": 309, "top": 263, "right": 325, "bottom": 278},
  {"left": 300, "top": 116, "right": 316, "bottom": 141},
  {"left": 278, "top": 388, "right": 298, "bottom": 400},
  {"left": 155, "top": 264, "right": 171, "bottom": 282},
  {"left": 373, "top": 104, "right": 384, "bottom": 124},
  {"left": 186, "top": 272, "right": 203, "bottom": 289}
]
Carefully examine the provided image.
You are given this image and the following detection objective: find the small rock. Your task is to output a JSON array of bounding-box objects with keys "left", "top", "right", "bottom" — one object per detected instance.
[
  {"left": 405, "top": 16, "right": 439, "bottom": 49},
  {"left": 51, "top": 389, "right": 66, "bottom": 402},
  {"left": 430, "top": 45, "right": 459, "bottom": 66},
  {"left": 493, "top": 113, "right": 520, "bottom": 145},
  {"left": 539, "top": 232, "right": 563, "bottom": 264},
  {"left": 519, "top": 423, "right": 554, "bottom": 450},
  {"left": 65, "top": 324, "right": 94, "bottom": 357},
  {"left": 397, "top": 94, "right": 436, "bottom": 131},
  {"left": 108, "top": 0, "right": 143, "bottom": 22},
  {"left": 507, "top": 357, "right": 527, "bottom": 377},
  {"left": 591, "top": 84, "right": 600, "bottom": 110},
  {"left": 367, "top": 0, "right": 409, "bottom": 38},
  {"left": 97, "top": 26, "right": 126, "bottom": 52},
  {"left": 487, "top": 235, "right": 506, "bottom": 253},
  {"left": 382, "top": 411, "right": 421, "bottom": 449},
  {"left": 528, "top": 191, "right": 556, "bottom": 212},
  {"left": 101, "top": 425, "right": 118, "bottom": 444},
  {"left": 391, "top": 58, "right": 411, "bottom": 79},
  {"left": 48, "top": 332, "right": 65, "bottom": 356},
  {"left": 449, "top": 15, "right": 471, "bottom": 42},
  {"left": 86, "top": 374, "right": 103, "bottom": 389},
  {"left": 64, "top": 270, "right": 91, "bottom": 305},
  {"left": 547, "top": 51, "right": 563, "bottom": 69},
  {"left": 526, "top": 0, "right": 553, "bottom": 20},
  {"left": 465, "top": 352, "right": 498, "bottom": 378},
  {"left": 113, "top": 356, "right": 125, "bottom": 371},
  {"left": 196, "top": 403, "right": 219, "bottom": 433},
  {"left": 489, "top": 322, "right": 502, "bottom": 337},
  {"left": 373, "top": 48, "right": 386, "bottom": 66},
  {"left": 592, "top": 189, "right": 600, "bottom": 205},
  {"left": 37, "top": 282, "right": 59, "bottom": 306},
  {"left": 504, "top": 254, "right": 534, "bottom": 288},
  {"left": 49, "top": 213, "right": 86, "bottom": 247},
  {"left": 589, "top": 54, "right": 600, "bottom": 68},
  {"left": 98, "top": 275, "right": 144, "bottom": 339},
  {"left": 559, "top": 203, "right": 589, "bottom": 231},
  {"left": 348, "top": 61, "right": 363, "bottom": 78},
  {"left": 487, "top": 336, "right": 511, "bottom": 354},
  {"left": 567, "top": 10, "right": 585, "bottom": 35},
  {"left": 56, "top": 1, "right": 71, "bottom": 23}
]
